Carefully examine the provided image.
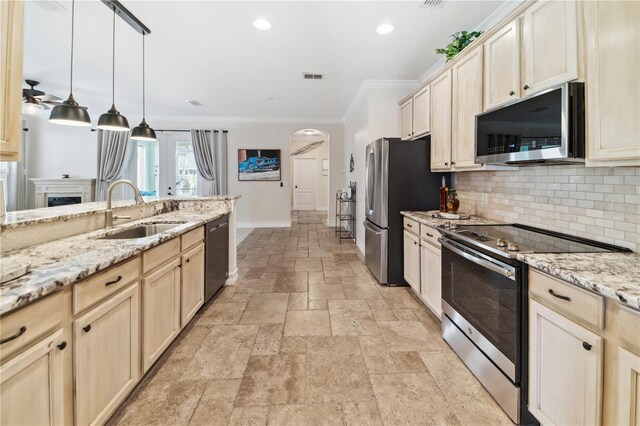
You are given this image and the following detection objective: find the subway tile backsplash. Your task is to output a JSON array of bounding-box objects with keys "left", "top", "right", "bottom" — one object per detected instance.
[{"left": 455, "top": 166, "right": 640, "bottom": 252}]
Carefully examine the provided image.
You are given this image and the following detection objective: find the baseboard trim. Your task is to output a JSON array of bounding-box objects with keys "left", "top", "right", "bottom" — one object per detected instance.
[
  {"left": 356, "top": 237, "right": 365, "bottom": 257},
  {"left": 226, "top": 268, "right": 239, "bottom": 285},
  {"left": 237, "top": 221, "right": 292, "bottom": 228}
]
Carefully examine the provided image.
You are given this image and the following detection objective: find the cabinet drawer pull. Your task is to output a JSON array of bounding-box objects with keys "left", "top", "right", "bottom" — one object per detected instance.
[
  {"left": 0, "top": 326, "right": 27, "bottom": 344},
  {"left": 406, "top": 223, "right": 412, "bottom": 228},
  {"left": 83, "top": 325, "right": 92, "bottom": 333},
  {"left": 582, "top": 342, "right": 592, "bottom": 351},
  {"left": 105, "top": 275, "right": 123, "bottom": 286},
  {"left": 548, "top": 289, "right": 571, "bottom": 302},
  {"left": 509, "top": 91, "right": 515, "bottom": 96},
  {"left": 426, "top": 233, "right": 434, "bottom": 237},
  {"left": 57, "top": 341, "right": 67, "bottom": 351}
]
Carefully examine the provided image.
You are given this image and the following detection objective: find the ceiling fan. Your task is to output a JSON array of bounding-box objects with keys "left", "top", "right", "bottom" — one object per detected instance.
[{"left": 22, "top": 80, "right": 63, "bottom": 116}]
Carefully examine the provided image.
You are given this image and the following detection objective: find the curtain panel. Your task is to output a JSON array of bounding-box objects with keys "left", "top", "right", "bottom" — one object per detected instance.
[
  {"left": 190, "top": 129, "right": 227, "bottom": 196},
  {"left": 95, "top": 129, "right": 133, "bottom": 201}
]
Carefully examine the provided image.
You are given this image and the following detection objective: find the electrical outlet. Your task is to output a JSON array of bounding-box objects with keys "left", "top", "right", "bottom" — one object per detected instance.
[{"left": 481, "top": 193, "right": 489, "bottom": 205}]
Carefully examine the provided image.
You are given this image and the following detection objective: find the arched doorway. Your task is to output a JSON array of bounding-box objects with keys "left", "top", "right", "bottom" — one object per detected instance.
[{"left": 289, "top": 129, "right": 330, "bottom": 223}]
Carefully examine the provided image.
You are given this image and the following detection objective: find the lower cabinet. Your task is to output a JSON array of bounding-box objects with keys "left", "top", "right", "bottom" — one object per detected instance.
[
  {"left": 420, "top": 242, "right": 441, "bottom": 318},
  {"left": 403, "top": 230, "right": 420, "bottom": 293},
  {"left": 74, "top": 283, "right": 140, "bottom": 426},
  {"left": 181, "top": 243, "right": 205, "bottom": 327},
  {"left": 0, "top": 329, "right": 65, "bottom": 425},
  {"left": 617, "top": 347, "right": 640, "bottom": 425},
  {"left": 529, "top": 299, "right": 603, "bottom": 426},
  {"left": 142, "top": 259, "right": 181, "bottom": 372}
]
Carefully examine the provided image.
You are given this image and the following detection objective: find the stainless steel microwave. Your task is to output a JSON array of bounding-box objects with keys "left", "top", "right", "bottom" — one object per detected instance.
[{"left": 475, "top": 82, "right": 585, "bottom": 165}]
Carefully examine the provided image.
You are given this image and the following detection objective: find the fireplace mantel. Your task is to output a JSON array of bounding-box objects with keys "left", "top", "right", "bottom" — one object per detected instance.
[{"left": 29, "top": 178, "right": 96, "bottom": 208}]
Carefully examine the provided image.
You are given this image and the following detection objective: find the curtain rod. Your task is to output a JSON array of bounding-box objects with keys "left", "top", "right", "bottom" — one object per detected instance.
[{"left": 89, "top": 129, "right": 228, "bottom": 133}]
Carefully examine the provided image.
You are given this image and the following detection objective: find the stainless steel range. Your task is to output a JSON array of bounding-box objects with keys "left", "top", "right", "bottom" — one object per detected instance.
[{"left": 437, "top": 223, "right": 630, "bottom": 424}]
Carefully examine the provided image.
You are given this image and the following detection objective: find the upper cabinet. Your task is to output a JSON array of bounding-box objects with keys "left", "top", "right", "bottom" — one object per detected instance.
[
  {"left": 430, "top": 70, "right": 453, "bottom": 171},
  {"left": 583, "top": 0, "right": 640, "bottom": 167},
  {"left": 400, "top": 99, "right": 413, "bottom": 141},
  {"left": 522, "top": 0, "right": 578, "bottom": 96},
  {"left": 452, "top": 48, "right": 484, "bottom": 170},
  {"left": 0, "top": 1, "right": 24, "bottom": 162},
  {"left": 484, "top": 19, "right": 520, "bottom": 110},
  {"left": 412, "top": 85, "right": 431, "bottom": 138}
]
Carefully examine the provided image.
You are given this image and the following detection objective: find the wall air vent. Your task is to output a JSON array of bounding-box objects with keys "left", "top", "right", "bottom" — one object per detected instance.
[
  {"left": 422, "top": 0, "right": 444, "bottom": 7},
  {"left": 303, "top": 73, "right": 324, "bottom": 80},
  {"left": 185, "top": 99, "right": 203, "bottom": 106}
]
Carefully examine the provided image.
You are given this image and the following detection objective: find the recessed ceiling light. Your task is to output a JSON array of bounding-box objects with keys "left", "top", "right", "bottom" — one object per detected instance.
[
  {"left": 253, "top": 19, "right": 272, "bottom": 30},
  {"left": 376, "top": 24, "right": 394, "bottom": 35}
]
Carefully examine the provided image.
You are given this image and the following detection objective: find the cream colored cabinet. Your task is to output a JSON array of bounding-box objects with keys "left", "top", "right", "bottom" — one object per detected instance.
[
  {"left": 0, "top": 0, "right": 24, "bottom": 161},
  {"left": 419, "top": 241, "right": 441, "bottom": 318},
  {"left": 413, "top": 85, "right": 431, "bottom": 138},
  {"left": 584, "top": 0, "right": 640, "bottom": 167},
  {"left": 617, "top": 347, "right": 640, "bottom": 425},
  {"left": 181, "top": 243, "right": 205, "bottom": 327},
  {"left": 430, "top": 70, "right": 453, "bottom": 171},
  {"left": 0, "top": 329, "right": 65, "bottom": 425},
  {"left": 403, "top": 230, "right": 420, "bottom": 293},
  {"left": 522, "top": 0, "right": 578, "bottom": 96},
  {"left": 74, "top": 283, "right": 140, "bottom": 426},
  {"left": 484, "top": 19, "right": 520, "bottom": 110},
  {"left": 142, "top": 259, "right": 181, "bottom": 372},
  {"left": 452, "top": 47, "right": 484, "bottom": 170},
  {"left": 400, "top": 99, "right": 413, "bottom": 141},
  {"left": 529, "top": 299, "right": 603, "bottom": 426}
]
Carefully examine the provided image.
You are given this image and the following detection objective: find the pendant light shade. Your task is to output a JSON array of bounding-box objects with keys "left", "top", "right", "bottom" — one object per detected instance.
[
  {"left": 98, "top": 7, "right": 129, "bottom": 132},
  {"left": 49, "top": 0, "right": 91, "bottom": 127},
  {"left": 131, "top": 33, "right": 156, "bottom": 141}
]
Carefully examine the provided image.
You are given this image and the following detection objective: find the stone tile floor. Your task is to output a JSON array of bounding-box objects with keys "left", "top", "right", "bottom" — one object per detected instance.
[{"left": 108, "top": 211, "right": 512, "bottom": 426}]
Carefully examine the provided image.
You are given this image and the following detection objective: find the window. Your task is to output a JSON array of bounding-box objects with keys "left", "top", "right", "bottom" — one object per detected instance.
[
  {"left": 134, "top": 141, "right": 159, "bottom": 196},
  {"left": 0, "top": 162, "right": 10, "bottom": 208},
  {"left": 175, "top": 141, "right": 198, "bottom": 196}
]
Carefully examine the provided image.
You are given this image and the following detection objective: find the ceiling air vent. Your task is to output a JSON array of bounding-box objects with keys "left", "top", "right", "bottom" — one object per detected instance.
[
  {"left": 185, "top": 99, "right": 203, "bottom": 106},
  {"left": 422, "top": 0, "right": 444, "bottom": 7},
  {"left": 303, "top": 73, "right": 324, "bottom": 80}
]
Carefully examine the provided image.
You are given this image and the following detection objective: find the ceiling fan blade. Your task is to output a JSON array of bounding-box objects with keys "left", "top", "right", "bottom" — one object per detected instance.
[
  {"left": 35, "top": 93, "right": 62, "bottom": 102},
  {"left": 41, "top": 103, "right": 51, "bottom": 110},
  {"left": 23, "top": 88, "right": 45, "bottom": 98}
]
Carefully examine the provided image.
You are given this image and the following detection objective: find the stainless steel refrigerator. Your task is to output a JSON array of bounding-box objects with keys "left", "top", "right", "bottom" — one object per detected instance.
[{"left": 364, "top": 137, "right": 450, "bottom": 285}]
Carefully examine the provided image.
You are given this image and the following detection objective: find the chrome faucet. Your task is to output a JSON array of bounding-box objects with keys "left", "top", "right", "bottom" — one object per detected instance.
[{"left": 105, "top": 179, "right": 144, "bottom": 228}]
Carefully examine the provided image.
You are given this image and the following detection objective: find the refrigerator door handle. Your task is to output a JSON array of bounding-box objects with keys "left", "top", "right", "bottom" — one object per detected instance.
[
  {"left": 366, "top": 150, "right": 375, "bottom": 215},
  {"left": 363, "top": 220, "right": 382, "bottom": 235}
]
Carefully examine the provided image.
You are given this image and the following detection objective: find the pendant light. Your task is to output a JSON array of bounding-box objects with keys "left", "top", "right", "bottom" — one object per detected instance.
[
  {"left": 131, "top": 33, "right": 156, "bottom": 141},
  {"left": 49, "top": 0, "right": 91, "bottom": 126},
  {"left": 97, "top": 7, "right": 130, "bottom": 132}
]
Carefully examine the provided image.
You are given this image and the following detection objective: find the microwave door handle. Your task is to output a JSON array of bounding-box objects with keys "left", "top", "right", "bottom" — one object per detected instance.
[{"left": 440, "top": 239, "right": 515, "bottom": 281}]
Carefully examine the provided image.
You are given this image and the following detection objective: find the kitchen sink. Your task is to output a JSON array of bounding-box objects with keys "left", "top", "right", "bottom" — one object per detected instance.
[{"left": 98, "top": 224, "right": 181, "bottom": 240}]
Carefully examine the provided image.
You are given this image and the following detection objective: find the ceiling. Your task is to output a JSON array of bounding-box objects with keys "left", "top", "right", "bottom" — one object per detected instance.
[{"left": 23, "top": 0, "right": 507, "bottom": 122}]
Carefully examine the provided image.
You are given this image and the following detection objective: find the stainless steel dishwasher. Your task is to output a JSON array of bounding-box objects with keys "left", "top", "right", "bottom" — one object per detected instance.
[{"left": 205, "top": 214, "right": 229, "bottom": 302}]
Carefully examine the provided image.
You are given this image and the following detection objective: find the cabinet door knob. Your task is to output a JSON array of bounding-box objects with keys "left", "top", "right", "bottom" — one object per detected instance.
[
  {"left": 451, "top": 161, "right": 456, "bottom": 165},
  {"left": 414, "top": 241, "right": 418, "bottom": 245},
  {"left": 582, "top": 342, "right": 592, "bottom": 351},
  {"left": 83, "top": 325, "right": 92, "bottom": 333},
  {"left": 444, "top": 162, "right": 449, "bottom": 166},
  {"left": 509, "top": 91, "right": 515, "bottom": 96},
  {"left": 523, "top": 85, "right": 530, "bottom": 90},
  {"left": 57, "top": 341, "right": 67, "bottom": 351},
  {"left": 186, "top": 258, "right": 190, "bottom": 263}
]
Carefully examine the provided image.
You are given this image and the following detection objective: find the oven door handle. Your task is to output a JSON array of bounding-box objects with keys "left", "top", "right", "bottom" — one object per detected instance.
[{"left": 440, "top": 239, "right": 516, "bottom": 281}]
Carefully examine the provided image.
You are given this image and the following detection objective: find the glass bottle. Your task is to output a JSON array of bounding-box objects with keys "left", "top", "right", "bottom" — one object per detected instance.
[{"left": 439, "top": 176, "right": 448, "bottom": 213}]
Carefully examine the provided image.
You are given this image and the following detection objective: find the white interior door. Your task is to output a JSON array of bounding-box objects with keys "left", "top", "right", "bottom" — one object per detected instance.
[{"left": 293, "top": 157, "right": 316, "bottom": 210}]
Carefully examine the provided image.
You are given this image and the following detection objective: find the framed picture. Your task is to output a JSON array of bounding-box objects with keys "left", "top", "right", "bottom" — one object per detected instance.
[{"left": 238, "top": 149, "right": 281, "bottom": 181}]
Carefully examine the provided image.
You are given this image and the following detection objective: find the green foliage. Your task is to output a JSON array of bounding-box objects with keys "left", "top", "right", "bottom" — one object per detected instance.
[{"left": 435, "top": 31, "right": 483, "bottom": 61}]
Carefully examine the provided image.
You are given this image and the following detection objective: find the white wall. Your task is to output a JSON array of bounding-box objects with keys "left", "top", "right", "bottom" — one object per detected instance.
[
  {"left": 342, "top": 81, "right": 416, "bottom": 252},
  {"left": 290, "top": 135, "right": 329, "bottom": 210},
  {"left": 24, "top": 115, "right": 344, "bottom": 227}
]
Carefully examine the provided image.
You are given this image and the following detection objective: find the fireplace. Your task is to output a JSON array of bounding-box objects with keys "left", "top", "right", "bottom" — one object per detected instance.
[{"left": 29, "top": 178, "right": 96, "bottom": 208}]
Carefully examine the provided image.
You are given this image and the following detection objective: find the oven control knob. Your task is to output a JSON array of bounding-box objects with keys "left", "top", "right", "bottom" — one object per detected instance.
[
  {"left": 450, "top": 223, "right": 458, "bottom": 230},
  {"left": 497, "top": 238, "right": 507, "bottom": 247},
  {"left": 507, "top": 242, "right": 520, "bottom": 251}
]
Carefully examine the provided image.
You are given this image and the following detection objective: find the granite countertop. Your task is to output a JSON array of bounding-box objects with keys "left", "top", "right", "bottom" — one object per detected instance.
[
  {"left": 1, "top": 195, "right": 240, "bottom": 231},
  {"left": 519, "top": 252, "right": 640, "bottom": 311},
  {"left": 0, "top": 204, "right": 231, "bottom": 316},
  {"left": 402, "top": 210, "right": 639, "bottom": 311},
  {"left": 400, "top": 210, "right": 504, "bottom": 228}
]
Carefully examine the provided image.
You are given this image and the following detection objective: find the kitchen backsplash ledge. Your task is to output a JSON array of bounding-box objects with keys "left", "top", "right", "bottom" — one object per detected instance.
[{"left": 455, "top": 166, "right": 640, "bottom": 252}]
